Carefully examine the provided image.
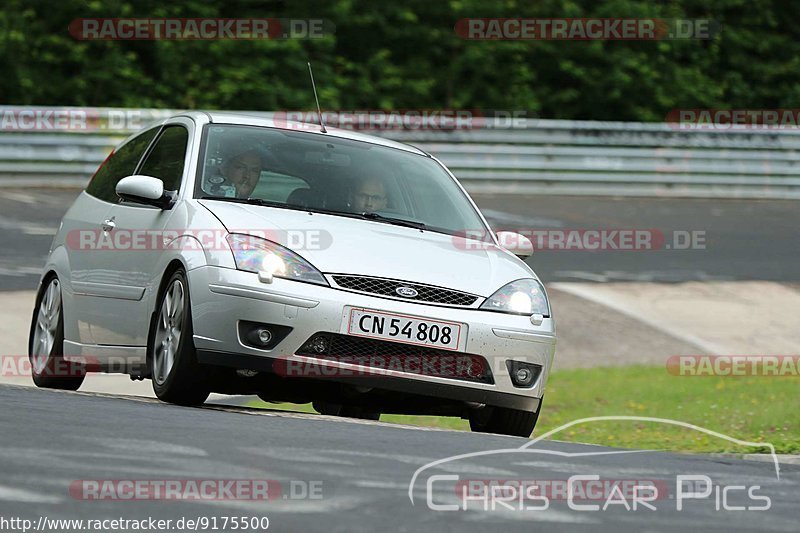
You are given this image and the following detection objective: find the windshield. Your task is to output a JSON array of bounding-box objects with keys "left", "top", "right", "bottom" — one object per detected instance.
[{"left": 195, "top": 124, "right": 489, "bottom": 237}]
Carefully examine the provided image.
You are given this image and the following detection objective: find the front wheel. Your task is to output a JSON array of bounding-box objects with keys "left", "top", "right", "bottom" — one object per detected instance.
[
  {"left": 149, "top": 270, "right": 210, "bottom": 406},
  {"left": 29, "top": 277, "right": 85, "bottom": 390},
  {"left": 469, "top": 398, "right": 543, "bottom": 438}
]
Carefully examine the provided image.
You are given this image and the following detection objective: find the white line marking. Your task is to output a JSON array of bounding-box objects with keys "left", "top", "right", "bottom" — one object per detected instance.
[
  {"left": 522, "top": 416, "right": 780, "bottom": 480},
  {"left": 0, "top": 484, "right": 62, "bottom": 503}
]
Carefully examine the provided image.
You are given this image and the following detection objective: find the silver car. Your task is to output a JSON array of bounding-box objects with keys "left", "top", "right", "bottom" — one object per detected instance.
[{"left": 28, "top": 112, "right": 555, "bottom": 437}]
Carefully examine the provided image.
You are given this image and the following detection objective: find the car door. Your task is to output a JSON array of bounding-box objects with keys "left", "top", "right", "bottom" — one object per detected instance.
[
  {"left": 65, "top": 126, "right": 159, "bottom": 346},
  {"left": 90, "top": 121, "right": 192, "bottom": 346}
]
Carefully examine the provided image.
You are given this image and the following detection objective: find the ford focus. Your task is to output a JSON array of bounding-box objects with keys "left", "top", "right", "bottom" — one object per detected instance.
[{"left": 29, "top": 112, "right": 555, "bottom": 437}]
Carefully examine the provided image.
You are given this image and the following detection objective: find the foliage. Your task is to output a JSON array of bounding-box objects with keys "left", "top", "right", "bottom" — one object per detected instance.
[{"left": 1, "top": 0, "right": 798, "bottom": 120}]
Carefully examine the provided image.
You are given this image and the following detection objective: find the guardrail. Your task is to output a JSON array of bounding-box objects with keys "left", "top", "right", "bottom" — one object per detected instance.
[{"left": 1, "top": 106, "right": 798, "bottom": 198}]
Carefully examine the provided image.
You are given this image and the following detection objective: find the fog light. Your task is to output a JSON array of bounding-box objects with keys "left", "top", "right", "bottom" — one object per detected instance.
[
  {"left": 506, "top": 360, "right": 542, "bottom": 388},
  {"left": 256, "top": 328, "right": 272, "bottom": 345},
  {"left": 515, "top": 367, "right": 533, "bottom": 384},
  {"left": 238, "top": 321, "right": 292, "bottom": 350}
]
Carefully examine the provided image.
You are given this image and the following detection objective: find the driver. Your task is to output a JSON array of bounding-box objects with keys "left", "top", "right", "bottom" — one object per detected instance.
[
  {"left": 350, "top": 177, "right": 388, "bottom": 213},
  {"left": 207, "top": 148, "right": 266, "bottom": 199}
]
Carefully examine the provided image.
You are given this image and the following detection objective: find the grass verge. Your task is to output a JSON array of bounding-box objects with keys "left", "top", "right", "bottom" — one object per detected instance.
[{"left": 245, "top": 365, "right": 799, "bottom": 454}]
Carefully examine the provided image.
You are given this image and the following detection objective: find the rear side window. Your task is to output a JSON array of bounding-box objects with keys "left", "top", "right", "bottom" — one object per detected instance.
[
  {"left": 86, "top": 127, "right": 159, "bottom": 203},
  {"left": 138, "top": 126, "right": 189, "bottom": 191}
]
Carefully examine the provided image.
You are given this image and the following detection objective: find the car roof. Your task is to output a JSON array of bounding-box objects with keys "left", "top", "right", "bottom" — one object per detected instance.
[{"left": 167, "top": 110, "right": 428, "bottom": 156}]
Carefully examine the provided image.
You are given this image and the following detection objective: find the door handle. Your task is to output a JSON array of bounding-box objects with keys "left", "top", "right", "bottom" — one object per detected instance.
[{"left": 101, "top": 218, "right": 116, "bottom": 232}]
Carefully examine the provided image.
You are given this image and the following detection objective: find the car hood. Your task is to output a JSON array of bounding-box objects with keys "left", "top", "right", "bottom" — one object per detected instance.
[{"left": 199, "top": 200, "right": 536, "bottom": 296}]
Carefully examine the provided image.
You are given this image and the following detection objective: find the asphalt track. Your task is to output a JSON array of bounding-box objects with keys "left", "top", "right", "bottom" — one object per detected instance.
[
  {"left": 1, "top": 384, "right": 797, "bottom": 532},
  {"left": 1, "top": 189, "right": 799, "bottom": 291}
]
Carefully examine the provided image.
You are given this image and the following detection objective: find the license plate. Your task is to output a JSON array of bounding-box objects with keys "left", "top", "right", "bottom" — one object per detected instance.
[{"left": 346, "top": 308, "right": 464, "bottom": 351}]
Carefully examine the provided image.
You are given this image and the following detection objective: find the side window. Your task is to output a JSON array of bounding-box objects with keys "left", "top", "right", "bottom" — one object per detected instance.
[
  {"left": 138, "top": 126, "right": 189, "bottom": 191},
  {"left": 86, "top": 127, "right": 159, "bottom": 203}
]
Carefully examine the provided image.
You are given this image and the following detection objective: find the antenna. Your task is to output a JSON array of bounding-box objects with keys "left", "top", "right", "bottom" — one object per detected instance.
[{"left": 307, "top": 62, "right": 327, "bottom": 133}]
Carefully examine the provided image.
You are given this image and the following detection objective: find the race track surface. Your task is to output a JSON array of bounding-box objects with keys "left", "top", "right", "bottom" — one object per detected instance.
[{"left": 1, "top": 385, "right": 797, "bottom": 532}]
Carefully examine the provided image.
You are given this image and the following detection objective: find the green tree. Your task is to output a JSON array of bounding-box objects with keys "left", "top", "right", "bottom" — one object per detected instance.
[{"left": 1, "top": 0, "right": 798, "bottom": 120}]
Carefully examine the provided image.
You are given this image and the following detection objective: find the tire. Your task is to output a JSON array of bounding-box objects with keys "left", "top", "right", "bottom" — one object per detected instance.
[
  {"left": 149, "top": 269, "right": 210, "bottom": 406},
  {"left": 28, "top": 276, "right": 85, "bottom": 390},
  {"left": 312, "top": 401, "right": 380, "bottom": 421},
  {"left": 469, "top": 398, "right": 543, "bottom": 438}
]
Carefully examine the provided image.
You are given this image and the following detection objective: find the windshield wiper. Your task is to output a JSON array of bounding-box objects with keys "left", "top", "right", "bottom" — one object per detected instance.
[
  {"left": 359, "top": 212, "right": 426, "bottom": 230},
  {"left": 202, "top": 197, "right": 363, "bottom": 219},
  {"left": 199, "top": 196, "right": 296, "bottom": 209},
  {"left": 200, "top": 197, "right": 426, "bottom": 229}
]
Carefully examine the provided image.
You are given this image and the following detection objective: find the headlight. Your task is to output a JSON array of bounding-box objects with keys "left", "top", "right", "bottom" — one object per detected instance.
[
  {"left": 480, "top": 278, "right": 550, "bottom": 316},
  {"left": 226, "top": 234, "right": 328, "bottom": 286}
]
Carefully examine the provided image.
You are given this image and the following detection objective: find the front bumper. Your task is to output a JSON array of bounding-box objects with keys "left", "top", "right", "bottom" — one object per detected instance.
[{"left": 188, "top": 266, "right": 556, "bottom": 409}]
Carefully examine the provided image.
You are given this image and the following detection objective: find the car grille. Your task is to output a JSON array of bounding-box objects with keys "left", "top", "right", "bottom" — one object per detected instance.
[
  {"left": 295, "top": 333, "right": 494, "bottom": 384},
  {"left": 331, "top": 275, "right": 479, "bottom": 307}
]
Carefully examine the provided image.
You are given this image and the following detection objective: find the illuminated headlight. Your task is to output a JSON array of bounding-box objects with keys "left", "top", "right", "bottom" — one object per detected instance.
[
  {"left": 480, "top": 278, "right": 550, "bottom": 316},
  {"left": 226, "top": 234, "right": 328, "bottom": 286}
]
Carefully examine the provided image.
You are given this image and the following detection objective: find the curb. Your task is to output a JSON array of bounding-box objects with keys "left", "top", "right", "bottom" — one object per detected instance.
[{"left": 710, "top": 453, "right": 800, "bottom": 465}]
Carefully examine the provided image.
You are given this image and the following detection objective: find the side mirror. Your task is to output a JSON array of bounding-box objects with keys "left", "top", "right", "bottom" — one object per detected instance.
[
  {"left": 116, "top": 175, "right": 176, "bottom": 209},
  {"left": 496, "top": 231, "right": 533, "bottom": 259}
]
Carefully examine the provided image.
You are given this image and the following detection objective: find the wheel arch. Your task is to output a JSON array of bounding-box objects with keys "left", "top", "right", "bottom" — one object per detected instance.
[
  {"left": 144, "top": 259, "right": 188, "bottom": 373},
  {"left": 156, "top": 259, "right": 188, "bottom": 298},
  {"left": 149, "top": 258, "right": 188, "bottom": 334},
  {"left": 29, "top": 270, "right": 60, "bottom": 355}
]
